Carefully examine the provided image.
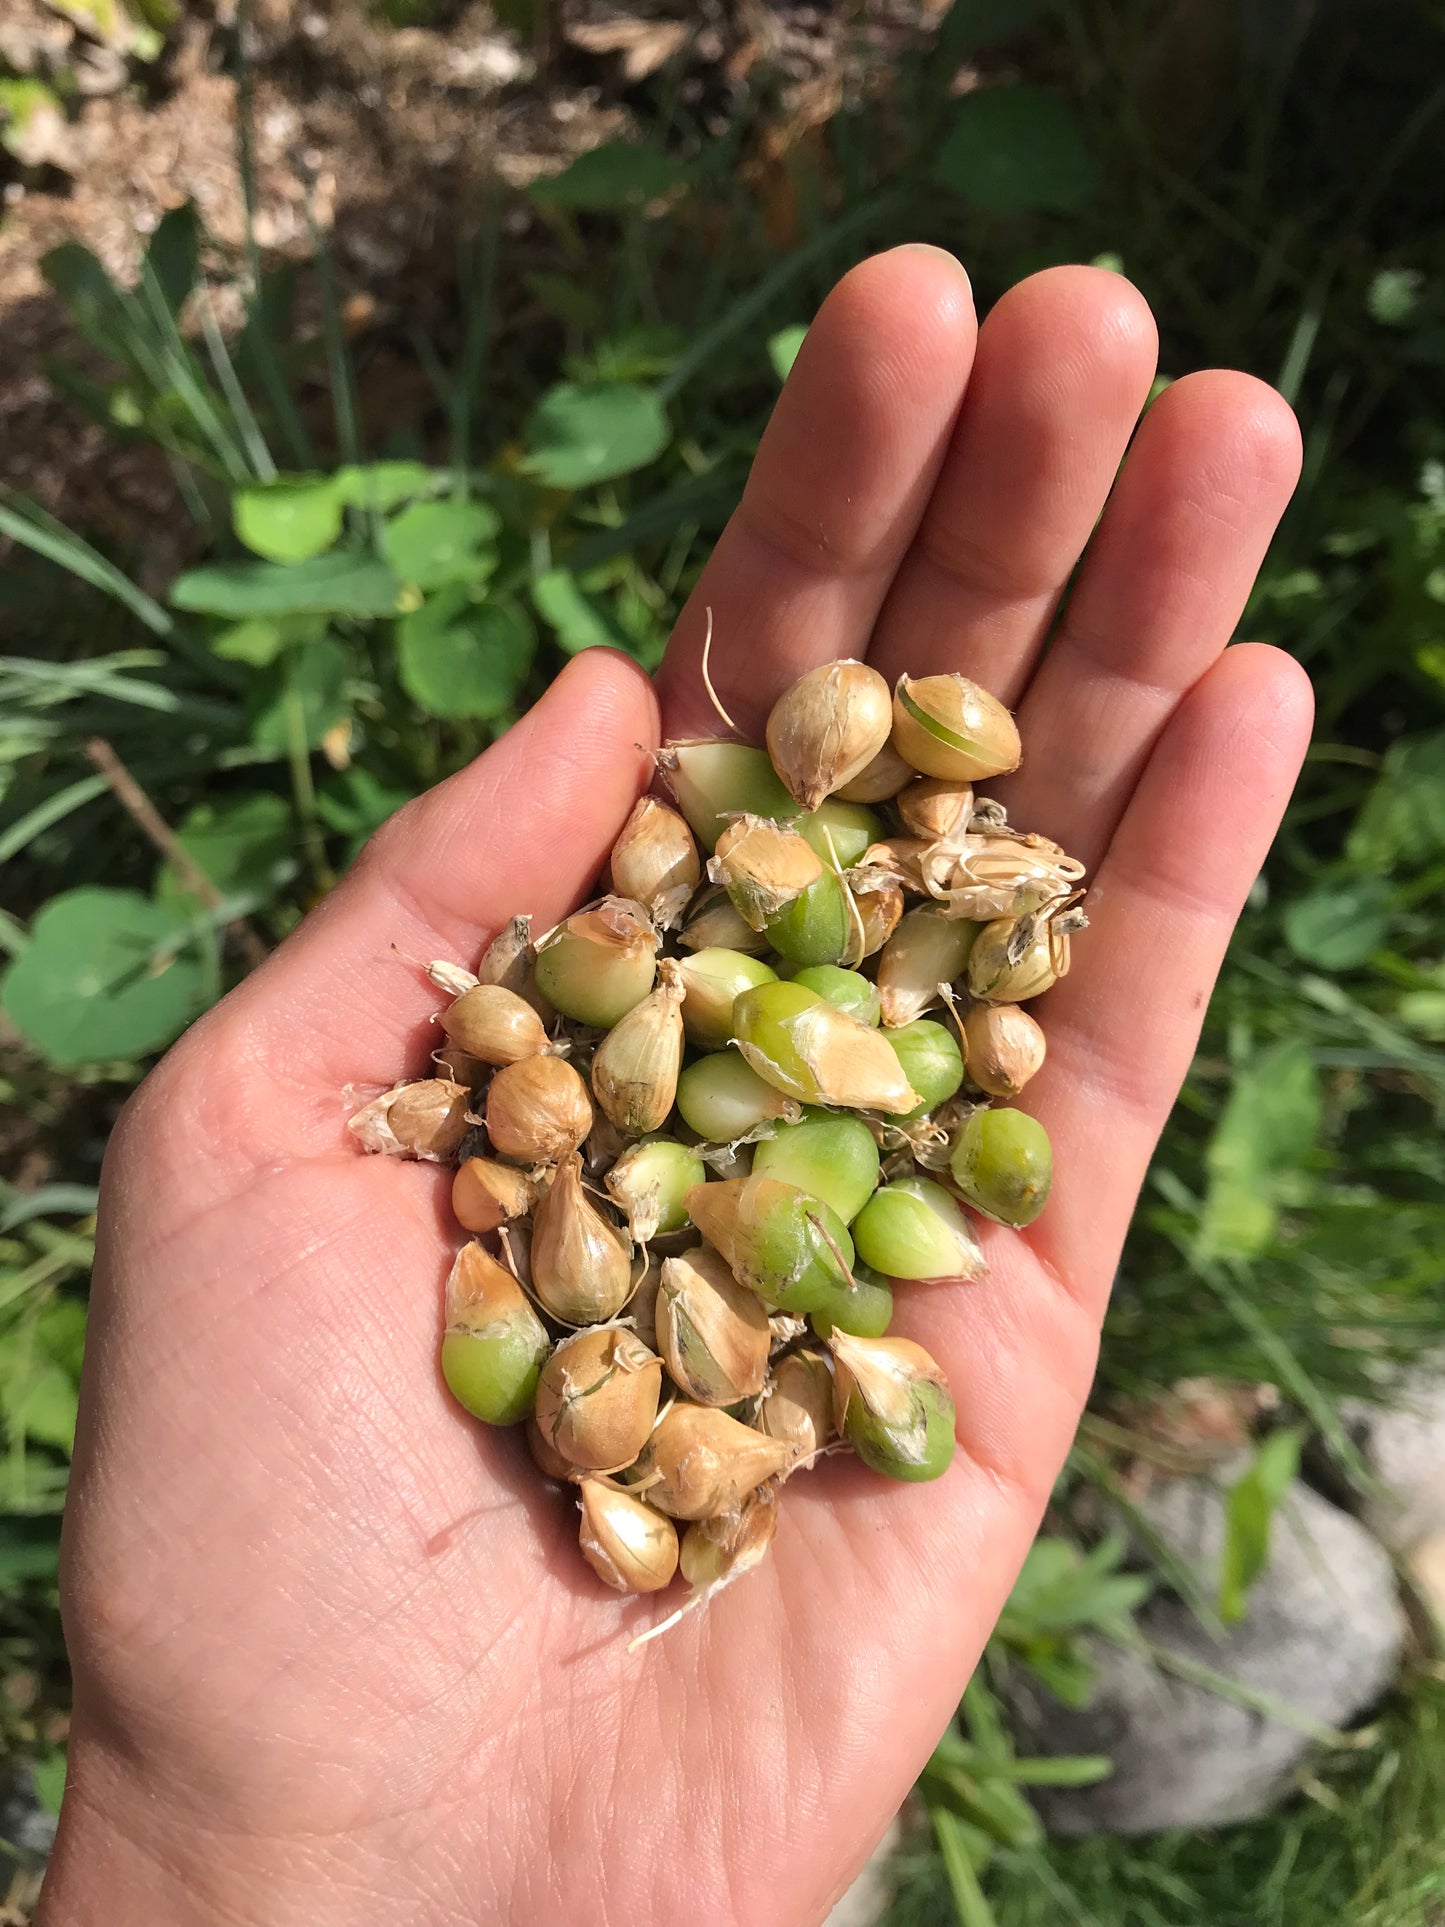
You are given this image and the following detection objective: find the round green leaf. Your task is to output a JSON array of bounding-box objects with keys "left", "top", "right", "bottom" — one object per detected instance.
[
  {"left": 529, "top": 143, "right": 686, "bottom": 210},
  {"left": 172, "top": 552, "right": 401, "bottom": 620},
  {"left": 381, "top": 499, "right": 501, "bottom": 589},
  {"left": 1, "top": 889, "right": 206, "bottom": 1067},
  {"left": 333, "top": 461, "right": 442, "bottom": 510},
  {"left": 156, "top": 792, "right": 294, "bottom": 908},
  {"left": 397, "top": 591, "right": 535, "bottom": 720},
  {"left": 932, "top": 87, "right": 1097, "bottom": 213},
  {"left": 522, "top": 382, "right": 670, "bottom": 490},
  {"left": 249, "top": 638, "right": 351, "bottom": 753},
  {"left": 234, "top": 478, "right": 344, "bottom": 564},
  {"left": 1283, "top": 879, "right": 1393, "bottom": 971},
  {"left": 767, "top": 324, "right": 808, "bottom": 382}
]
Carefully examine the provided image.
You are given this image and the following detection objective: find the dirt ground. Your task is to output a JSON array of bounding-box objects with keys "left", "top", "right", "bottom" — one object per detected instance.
[{"left": 0, "top": 1, "right": 943, "bottom": 557}]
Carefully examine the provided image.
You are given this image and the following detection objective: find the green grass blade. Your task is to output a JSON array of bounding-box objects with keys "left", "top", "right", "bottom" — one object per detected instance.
[
  {"left": 931, "top": 1806, "right": 999, "bottom": 1927},
  {"left": 0, "top": 494, "right": 173, "bottom": 635}
]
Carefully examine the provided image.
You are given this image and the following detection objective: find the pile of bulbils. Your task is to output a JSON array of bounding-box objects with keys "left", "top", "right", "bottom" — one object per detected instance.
[{"left": 350, "top": 660, "right": 1087, "bottom": 1631}]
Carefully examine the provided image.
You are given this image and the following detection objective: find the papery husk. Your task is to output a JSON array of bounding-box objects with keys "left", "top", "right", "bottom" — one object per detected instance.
[
  {"left": 534, "top": 1325, "right": 663, "bottom": 1471},
  {"left": 678, "top": 884, "right": 774, "bottom": 956},
  {"left": 529, "top": 1151, "right": 633, "bottom": 1324},
  {"left": 896, "top": 778, "right": 975, "bottom": 844},
  {"left": 631, "top": 1403, "right": 792, "bottom": 1520},
  {"left": 439, "top": 983, "right": 550, "bottom": 1065},
  {"left": 444, "top": 1240, "right": 540, "bottom": 1336},
  {"left": 965, "top": 900, "right": 1086, "bottom": 1003},
  {"left": 590, "top": 959, "right": 686, "bottom": 1135},
  {"left": 485, "top": 1054, "right": 594, "bottom": 1163},
  {"left": 534, "top": 896, "right": 659, "bottom": 1028},
  {"left": 758, "top": 1350, "right": 835, "bottom": 1467},
  {"left": 625, "top": 1252, "right": 665, "bottom": 1350},
  {"left": 828, "top": 1330, "right": 955, "bottom": 1470},
  {"left": 425, "top": 959, "right": 479, "bottom": 998},
  {"left": 835, "top": 738, "right": 916, "bottom": 804},
  {"left": 657, "top": 1246, "right": 771, "bottom": 1406},
  {"left": 850, "top": 871, "right": 905, "bottom": 958},
  {"left": 963, "top": 1002, "right": 1047, "bottom": 1098},
  {"left": 856, "top": 836, "right": 932, "bottom": 896},
  {"left": 478, "top": 915, "right": 554, "bottom": 1023},
  {"left": 451, "top": 1156, "right": 540, "bottom": 1234},
  {"left": 578, "top": 1477, "right": 680, "bottom": 1593},
  {"left": 604, "top": 1137, "right": 704, "bottom": 1245},
  {"left": 609, "top": 796, "right": 701, "bottom": 930},
  {"left": 431, "top": 1040, "right": 490, "bottom": 1086},
  {"left": 876, "top": 906, "right": 980, "bottom": 1029},
  {"left": 927, "top": 831, "right": 1085, "bottom": 922},
  {"left": 765, "top": 659, "right": 894, "bottom": 813},
  {"left": 348, "top": 1079, "right": 471, "bottom": 1160},
  {"left": 527, "top": 1412, "right": 577, "bottom": 1482},
  {"left": 679, "top": 1480, "right": 779, "bottom": 1587},
  {"left": 734, "top": 987, "right": 919, "bottom": 1112},
  {"left": 892, "top": 672, "right": 1022, "bottom": 782},
  {"left": 710, "top": 816, "right": 823, "bottom": 930}
]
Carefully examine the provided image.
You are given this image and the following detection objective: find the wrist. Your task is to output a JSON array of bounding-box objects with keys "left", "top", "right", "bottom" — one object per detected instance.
[{"left": 37, "top": 1718, "right": 441, "bottom": 1927}]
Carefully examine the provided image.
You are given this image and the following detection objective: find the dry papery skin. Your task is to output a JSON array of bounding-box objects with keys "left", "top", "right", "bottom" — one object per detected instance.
[{"left": 347, "top": 654, "right": 1088, "bottom": 1637}]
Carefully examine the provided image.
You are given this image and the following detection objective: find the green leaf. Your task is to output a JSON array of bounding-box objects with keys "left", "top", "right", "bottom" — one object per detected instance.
[
  {"left": 171, "top": 552, "right": 401, "bottom": 619},
  {"left": 396, "top": 589, "right": 535, "bottom": 720},
  {"left": 211, "top": 618, "right": 293, "bottom": 666},
  {"left": 0, "top": 889, "right": 206, "bottom": 1067},
  {"left": 1347, "top": 732, "right": 1445, "bottom": 869},
  {"left": 233, "top": 477, "right": 345, "bottom": 564},
  {"left": 529, "top": 143, "right": 687, "bottom": 211},
  {"left": 1283, "top": 878, "right": 1393, "bottom": 970},
  {"left": 522, "top": 382, "right": 670, "bottom": 490},
  {"left": 249, "top": 639, "right": 351, "bottom": 753},
  {"left": 39, "top": 242, "right": 131, "bottom": 364},
  {"left": 932, "top": 87, "right": 1097, "bottom": 213},
  {"left": 316, "top": 766, "right": 416, "bottom": 848},
  {"left": 31, "top": 1751, "right": 67, "bottom": 1817},
  {"left": 531, "top": 568, "right": 631, "bottom": 655},
  {"left": 768, "top": 324, "right": 809, "bottom": 381},
  {"left": 938, "top": 0, "right": 1053, "bottom": 55},
  {"left": 381, "top": 499, "right": 500, "bottom": 589},
  {"left": 144, "top": 203, "right": 199, "bottom": 318},
  {"left": 1198, "top": 1041, "right": 1321, "bottom": 1257},
  {"left": 333, "top": 461, "right": 443, "bottom": 511},
  {"left": 156, "top": 792, "right": 294, "bottom": 907},
  {"left": 1219, "top": 1427, "right": 1304, "bottom": 1623}
]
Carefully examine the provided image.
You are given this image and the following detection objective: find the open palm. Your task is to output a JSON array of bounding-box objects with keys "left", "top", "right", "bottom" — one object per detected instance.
[{"left": 41, "top": 248, "right": 1311, "bottom": 1927}]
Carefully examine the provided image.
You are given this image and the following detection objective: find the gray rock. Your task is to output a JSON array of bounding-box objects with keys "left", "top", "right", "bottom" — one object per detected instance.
[
  {"left": 1003, "top": 1476, "right": 1404, "bottom": 1836},
  {"left": 0, "top": 1768, "right": 57, "bottom": 1860},
  {"left": 1343, "top": 1361, "right": 1445, "bottom": 1551}
]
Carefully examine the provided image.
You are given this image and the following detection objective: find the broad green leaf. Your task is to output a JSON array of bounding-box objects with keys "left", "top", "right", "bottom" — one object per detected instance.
[
  {"left": 1198, "top": 1041, "right": 1321, "bottom": 1257},
  {"left": 933, "top": 87, "right": 1097, "bottom": 213},
  {"left": 522, "top": 382, "right": 670, "bottom": 490},
  {"left": 0, "top": 889, "right": 206, "bottom": 1067},
  {"left": 938, "top": 0, "right": 1053, "bottom": 55},
  {"left": 171, "top": 552, "right": 401, "bottom": 619},
  {"left": 768, "top": 324, "right": 809, "bottom": 381},
  {"left": 1347, "top": 732, "right": 1445, "bottom": 868},
  {"left": 249, "top": 639, "right": 351, "bottom": 753},
  {"left": 34, "top": 1298, "right": 87, "bottom": 1383},
  {"left": 31, "top": 1751, "right": 67, "bottom": 1817},
  {"left": 333, "top": 461, "right": 442, "bottom": 510},
  {"left": 3, "top": 1358, "right": 79, "bottom": 1455},
  {"left": 531, "top": 568, "right": 631, "bottom": 655},
  {"left": 156, "top": 792, "right": 294, "bottom": 907},
  {"left": 1283, "top": 878, "right": 1393, "bottom": 970},
  {"left": 317, "top": 766, "right": 416, "bottom": 852},
  {"left": 211, "top": 616, "right": 323, "bottom": 666},
  {"left": 144, "top": 203, "right": 199, "bottom": 318},
  {"left": 233, "top": 477, "right": 344, "bottom": 564},
  {"left": 397, "top": 589, "right": 535, "bottom": 720},
  {"left": 381, "top": 499, "right": 500, "bottom": 589},
  {"left": 40, "top": 242, "right": 130, "bottom": 363},
  {"left": 0, "top": 1520, "right": 60, "bottom": 1587},
  {"left": 1219, "top": 1428, "right": 1304, "bottom": 1623},
  {"left": 529, "top": 143, "right": 687, "bottom": 210}
]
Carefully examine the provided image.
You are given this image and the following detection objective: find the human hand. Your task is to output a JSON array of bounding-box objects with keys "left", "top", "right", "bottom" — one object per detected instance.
[{"left": 39, "top": 246, "right": 1310, "bottom": 1927}]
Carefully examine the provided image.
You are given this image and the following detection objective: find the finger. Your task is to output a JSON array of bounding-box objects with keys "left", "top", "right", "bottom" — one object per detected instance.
[
  {"left": 186, "top": 651, "right": 660, "bottom": 1114},
  {"left": 997, "top": 371, "right": 1303, "bottom": 871},
  {"left": 1022, "top": 642, "right": 1313, "bottom": 1294},
  {"left": 655, "top": 244, "right": 977, "bottom": 741},
  {"left": 867, "top": 266, "right": 1157, "bottom": 699}
]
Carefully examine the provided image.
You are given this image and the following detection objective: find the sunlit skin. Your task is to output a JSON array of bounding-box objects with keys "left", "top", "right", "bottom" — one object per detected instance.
[{"left": 39, "top": 246, "right": 1311, "bottom": 1927}]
